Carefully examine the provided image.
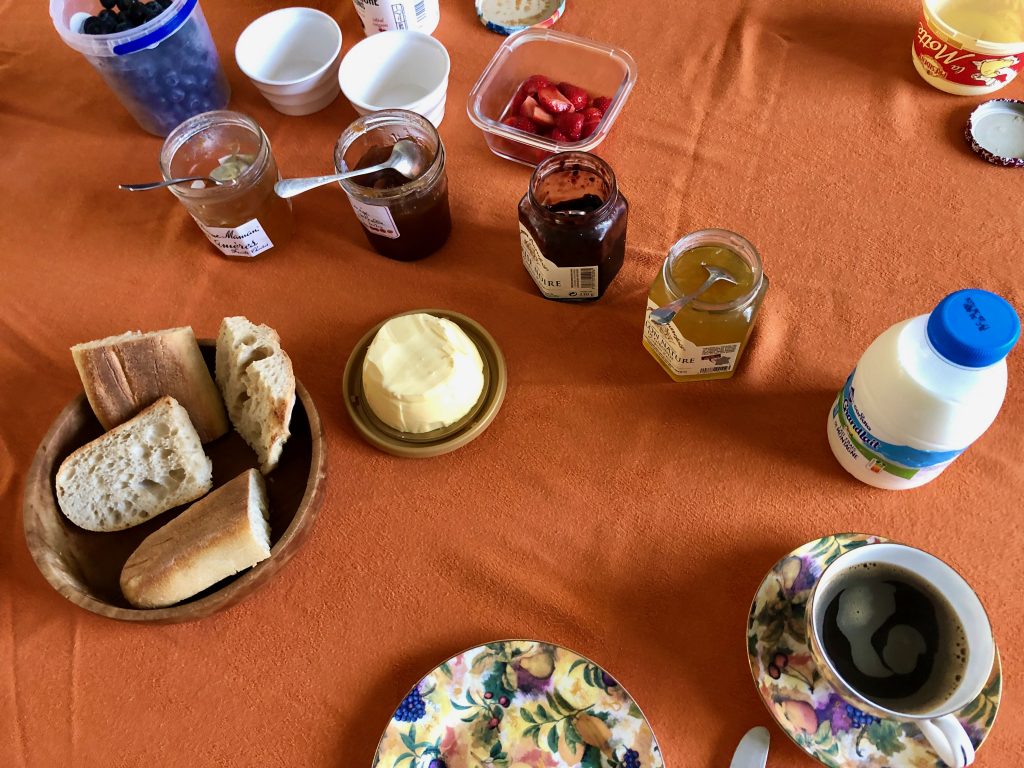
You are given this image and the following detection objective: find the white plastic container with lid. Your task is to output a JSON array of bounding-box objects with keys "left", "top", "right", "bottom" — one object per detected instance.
[{"left": 827, "top": 289, "right": 1020, "bottom": 490}]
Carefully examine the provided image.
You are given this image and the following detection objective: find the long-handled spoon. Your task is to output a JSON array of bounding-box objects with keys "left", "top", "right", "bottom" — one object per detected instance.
[
  {"left": 649, "top": 264, "right": 740, "bottom": 325},
  {"left": 119, "top": 176, "right": 232, "bottom": 191},
  {"left": 273, "top": 139, "right": 426, "bottom": 199}
]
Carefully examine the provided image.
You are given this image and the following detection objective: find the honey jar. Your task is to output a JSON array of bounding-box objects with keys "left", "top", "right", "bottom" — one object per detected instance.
[{"left": 643, "top": 229, "right": 768, "bottom": 381}]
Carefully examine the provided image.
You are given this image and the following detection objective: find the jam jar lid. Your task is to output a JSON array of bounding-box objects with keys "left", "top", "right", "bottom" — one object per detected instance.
[
  {"left": 342, "top": 309, "right": 508, "bottom": 458},
  {"left": 966, "top": 99, "right": 1024, "bottom": 168},
  {"left": 475, "top": 0, "right": 565, "bottom": 35}
]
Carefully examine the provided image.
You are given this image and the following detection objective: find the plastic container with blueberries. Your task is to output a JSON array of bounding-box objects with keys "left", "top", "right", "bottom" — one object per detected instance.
[
  {"left": 50, "top": 0, "right": 229, "bottom": 136},
  {"left": 467, "top": 28, "right": 637, "bottom": 166}
]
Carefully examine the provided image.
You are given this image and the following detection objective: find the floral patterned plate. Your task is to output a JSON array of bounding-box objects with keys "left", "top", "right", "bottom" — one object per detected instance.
[
  {"left": 373, "top": 640, "right": 664, "bottom": 768},
  {"left": 747, "top": 534, "right": 1002, "bottom": 768}
]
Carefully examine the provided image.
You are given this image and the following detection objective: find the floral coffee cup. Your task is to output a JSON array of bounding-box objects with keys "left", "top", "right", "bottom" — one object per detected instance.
[{"left": 806, "top": 543, "right": 995, "bottom": 768}]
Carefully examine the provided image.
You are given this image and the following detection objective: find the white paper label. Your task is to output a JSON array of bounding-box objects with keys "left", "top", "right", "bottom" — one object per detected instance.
[
  {"left": 520, "top": 223, "right": 599, "bottom": 299},
  {"left": 198, "top": 218, "right": 274, "bottom": 257},
  {"left": 643, "top": 298, "right": 740, "bottom": 377},
  {"left": 352, "top": 0, "right": 440, "bottom": 34},
  {"left": 348, "top": 196, "right": 400, "bottom": 239}
]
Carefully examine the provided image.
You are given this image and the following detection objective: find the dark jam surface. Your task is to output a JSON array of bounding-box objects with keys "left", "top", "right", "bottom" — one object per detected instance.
[
  {"left": 545, "top": 194, "right": 604, "bottom": 214},
  {"left": 349, "top": 141, "right": 451, "bottom": 261}
]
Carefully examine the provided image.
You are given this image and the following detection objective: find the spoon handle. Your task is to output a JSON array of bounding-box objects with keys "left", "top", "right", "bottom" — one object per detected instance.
[
  {"left": 274, "top": 161, "right": 395, "bottom": 199},
  {"left": 119, "top": 176, "right": 220, "bottom": 191},
  {"left": 649, "top": 274, "right": 718, "bottom": 325}
]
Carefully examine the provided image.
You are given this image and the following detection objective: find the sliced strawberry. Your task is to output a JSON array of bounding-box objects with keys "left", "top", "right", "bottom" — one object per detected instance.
[
  {"left": 591, "top": 96, "right": 612, "bottom": 114},
  {"left": 502, "top": 116, "right": 537, "bottom": 134},
  {"left": 536, "top": 85, "right": 573, "bottom": 114},
  {"left": 555, "top": 111, "right": 584, "bottom": 141},
  {"left": 522, "top": 74, "right": 551, "bottom": 95},
  {"left": 550, "top": 129, "right": 570, "bottom": 143},
  {"left": 558, "top": 82, "right": 590, "bottom": 112},
  {"left": 509, "top": 82, "right": 530, "bottom": 116},
  {"left": 580, "top": 107, "right": 602, "bottom": 138},
  {"left": 521, "top": 95, "right": 556, "bottom": 127}
]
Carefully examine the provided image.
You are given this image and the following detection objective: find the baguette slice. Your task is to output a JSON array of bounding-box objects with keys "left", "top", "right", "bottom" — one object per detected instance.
[
  {"left": 56, "top": 396, "right": 213, "bottom": 532},
  {"left": 120, "top": 469, "right": 271, "bottom": 609},
  {"left": 72, "top": 326, "right": 229, "bottom": 443},
  {"left": 215, "top": 316, "right": 296, "bottom": 474}
]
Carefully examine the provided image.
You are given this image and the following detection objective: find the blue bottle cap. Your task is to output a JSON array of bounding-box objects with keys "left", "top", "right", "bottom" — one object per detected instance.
[
  {"left": 927, "top": 289, "right": 1020, "bottom": 368},
  {"left": 476, "top": 0, "right": 565, "bottom": 35}
]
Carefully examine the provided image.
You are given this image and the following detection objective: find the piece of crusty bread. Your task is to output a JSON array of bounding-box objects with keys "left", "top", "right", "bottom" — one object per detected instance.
[
  {"left": 120, "top": 469, "right": 271, "bottom": 609},
  {"left": 215, "top": 316, "right": 295, "bottom": 474},
  {"left": 55, "top": 396, "right": 213, "bottom": 532},
  {"left": 72, "top": 326, "right": 228, "bottom": 443}
]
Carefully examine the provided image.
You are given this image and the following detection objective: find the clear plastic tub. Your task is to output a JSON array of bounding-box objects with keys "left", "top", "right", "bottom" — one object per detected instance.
[
  {"left": 51, "top": 0, "right": 230, "bottom": 136},
  {"left": 467, "top": 28, "right": 637, "bottom": 166}
]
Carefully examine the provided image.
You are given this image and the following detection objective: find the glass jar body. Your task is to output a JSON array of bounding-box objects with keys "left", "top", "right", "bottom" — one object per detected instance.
[
  {"left": 335, "top": 109, "right": 451, "bottom": 262},
  {"left": 518, "top": 152, "right": 627, "bottom": 302},
  {"left": 643, "top": 229, "right": 768, "bottom": 382},
  {"left": 161, "top": 110, "right": 292, "bottom": 259}
]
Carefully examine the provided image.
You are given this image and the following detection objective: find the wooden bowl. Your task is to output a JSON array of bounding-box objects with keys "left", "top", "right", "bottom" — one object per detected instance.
[{"left": 22, "top": 342, "right": 326, "bottom": 623}]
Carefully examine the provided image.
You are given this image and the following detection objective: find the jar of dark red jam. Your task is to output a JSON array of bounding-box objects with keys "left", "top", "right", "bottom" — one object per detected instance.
[
  {"left": 518, "top": 151, "right": 628, "bottom": 301},
  {"left": 334, "top": 109, "right": 451, "bottom": 262}
]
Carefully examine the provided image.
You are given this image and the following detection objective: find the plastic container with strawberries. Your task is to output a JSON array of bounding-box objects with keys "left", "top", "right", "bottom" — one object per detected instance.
[{"left": 467, "top": 28, "right": 637, "bottom": 166}]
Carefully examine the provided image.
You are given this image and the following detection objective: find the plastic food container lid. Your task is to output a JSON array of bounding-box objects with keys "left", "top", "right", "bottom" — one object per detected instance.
[
  {"left": 343, "top": 310, "right": 507, "bottom": 458},
  {"left": 965, "top": 99, "right": 1024, "bottom": 168},
  {"left": 476, "top": 0, "right": 565, "bottom": 35},
  {"left": 927, "top": 289, "right": 1020, "bottom": 368}
]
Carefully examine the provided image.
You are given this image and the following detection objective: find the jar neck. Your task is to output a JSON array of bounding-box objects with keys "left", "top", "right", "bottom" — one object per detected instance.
[
  {"left": 662, "top": 229, "right": 763, "bottom": 312},
  {"left": 335, "top": 109, "right": 444, "bottom": 201},
  {"left": 527, "top": 152, "right": 618, "bottom": 225},
  {"left": 160, "top": 110, "right": 271, "bottom": 198}
]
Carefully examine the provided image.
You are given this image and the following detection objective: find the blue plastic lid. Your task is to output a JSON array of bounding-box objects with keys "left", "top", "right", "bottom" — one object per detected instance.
[{"left": 927, "top": 289, "right": 1020, "bottom": 367}]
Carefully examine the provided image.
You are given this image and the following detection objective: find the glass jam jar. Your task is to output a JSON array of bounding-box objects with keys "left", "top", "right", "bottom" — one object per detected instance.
[
  {"left": 518, "top": 151, "right": 627, "bottom": 301},
  {"left": 334, "top": 109, "right": 451, "bottom": 261},
  {"left": 160, "top": 111, "right": 292, "bottom": 259},
  {"left": 643, "top": 229, "right": 768, "bottom": 382}
]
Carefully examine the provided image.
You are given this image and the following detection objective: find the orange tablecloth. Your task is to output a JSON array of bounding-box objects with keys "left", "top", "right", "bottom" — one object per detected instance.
[{"left": 2, "top": 0, "right": 1023, "bottom": 765}]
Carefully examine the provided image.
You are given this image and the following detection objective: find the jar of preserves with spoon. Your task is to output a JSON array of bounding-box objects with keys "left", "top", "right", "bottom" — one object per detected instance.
[
  {"left": 160, "top": 110, "right": 292, "bottom": 258},
  {"left": 643, "top": 229, "right": 768, "bottom": 382}
]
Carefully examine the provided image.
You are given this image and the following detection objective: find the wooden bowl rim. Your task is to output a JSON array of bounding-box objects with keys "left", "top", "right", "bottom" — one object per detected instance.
[{"left": 22, "top": 356, "right": 326, "bottom": 623}]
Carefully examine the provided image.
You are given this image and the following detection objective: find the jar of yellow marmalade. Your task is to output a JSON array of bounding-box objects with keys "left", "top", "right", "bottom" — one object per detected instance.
[{"left": 643, "top": 229, "right": 768, "bottom": 381}]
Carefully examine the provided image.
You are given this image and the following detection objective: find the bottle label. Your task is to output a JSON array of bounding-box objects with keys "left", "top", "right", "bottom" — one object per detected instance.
[
  {"left": 520, "top": 223, "right": 599, "bottom": 299},
  {"left": 348, "top": 196, "right": 400, "bottom": 239},
  {"left": 198, "top": 218, "right": 274, "bottom": 257},
  {"left": 643, "top": 299, "right": 740, "bottom": 377},
  {"left": 829, "top": 370, "right": 964, "bottom": 480},
  {"left": 352, "top": 0, "right": 440, "bottom": 34},
  {"left": 913, "top": 13, "right": 1023, "bottom": 88}
]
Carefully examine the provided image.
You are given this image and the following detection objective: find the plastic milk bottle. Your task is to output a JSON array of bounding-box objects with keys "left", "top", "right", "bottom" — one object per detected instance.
[{"left": 828, "top": 289, "right": 1020, "bottom": 489}]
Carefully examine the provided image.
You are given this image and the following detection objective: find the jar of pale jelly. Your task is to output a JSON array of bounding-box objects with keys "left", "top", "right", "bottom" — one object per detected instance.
[{"left": 643, "top": 229, "right": 768, "bottom": 382}]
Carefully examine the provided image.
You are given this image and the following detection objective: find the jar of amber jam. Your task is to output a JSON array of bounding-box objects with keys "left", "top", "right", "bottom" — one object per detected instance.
[
  {"left": 643, "top": 229, "right": 768, "bottom": 382},
  {"left": 518, "top": 151, "right": 628, "bottom": 302},
  {"left": 160, "top": 111, "right": 292, "bottom": 259},
  {"left": 334, "top": 109, "right": 451, "bottom": 262}
]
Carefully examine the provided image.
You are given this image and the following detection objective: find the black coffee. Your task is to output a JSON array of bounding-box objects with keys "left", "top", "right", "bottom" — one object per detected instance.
[{"left": 820, "top": 563, "right": 968, "bottom": 713}]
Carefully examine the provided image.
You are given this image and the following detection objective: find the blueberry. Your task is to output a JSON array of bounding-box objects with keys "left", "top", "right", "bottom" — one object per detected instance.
[
  {"left": 82, "top": 16, "right": 101, "bottom": 34},
  {"left": 97, "top": 8, "right": 116, "bottom": 23},
  {"left": 163, "top": 71, "right": 179, "bottom": 88},
  {"left": 169, "top": 87, "right": 185, "bottom": 103},
  {"left": 115, "top": 20, "right": 129, "bottom": 31},
  {"left": 100, "top": 0, "right": 116, "bottom": 8}
]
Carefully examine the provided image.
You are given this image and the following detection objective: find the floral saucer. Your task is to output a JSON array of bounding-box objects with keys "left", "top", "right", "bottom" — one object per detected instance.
[
  {"left": 747, "top": 534, "right": 1002, "bottom": 768},
  {"left": 373, "top": 640, "right": 664, "bottom": 768}
]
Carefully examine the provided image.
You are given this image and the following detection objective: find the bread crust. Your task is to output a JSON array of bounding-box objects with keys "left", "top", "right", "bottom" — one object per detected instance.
[
  {"left": 72, "top": 327, "right": 228, "bottom": 443},
  {"left": 120, "top": 469, "right": 271, "bottom": 608}
]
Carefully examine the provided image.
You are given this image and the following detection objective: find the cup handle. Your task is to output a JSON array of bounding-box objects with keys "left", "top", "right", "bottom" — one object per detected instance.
[{"left": 917, "top": 715, "right": 975, "bottom": 768}]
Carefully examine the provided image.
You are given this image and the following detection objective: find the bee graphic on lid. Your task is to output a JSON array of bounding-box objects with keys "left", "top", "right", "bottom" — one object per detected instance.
[{"left": 971, "top": 55, "right": 1020, "bottom": 86}]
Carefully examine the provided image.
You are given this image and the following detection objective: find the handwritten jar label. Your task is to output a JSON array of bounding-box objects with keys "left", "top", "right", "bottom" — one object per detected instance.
[
  {"left": 198, "top": 218, "right": 274, "bottom": 257},
  {"left": 913, "top": 15, "right": 1024, "bottom": 88},
  {"left": 348, "top": 196, "right": 400, "bottom": 239}
]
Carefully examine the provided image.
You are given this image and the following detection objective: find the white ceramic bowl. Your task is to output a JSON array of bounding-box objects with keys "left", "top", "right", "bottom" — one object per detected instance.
[
  {"left": 338, "top": 30, "right": 450, "bottom": 127},
  {"left": 235, "top": 7, "right": 342, "bottom": 116}
]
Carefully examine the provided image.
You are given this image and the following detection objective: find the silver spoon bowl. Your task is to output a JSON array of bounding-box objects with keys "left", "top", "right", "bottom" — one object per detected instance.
[
  {"left": 274, "top": 139, "right": 426, "bottom": 199},
  {"left": 649, "top": 264, "right": 740, "bottom": 325}
]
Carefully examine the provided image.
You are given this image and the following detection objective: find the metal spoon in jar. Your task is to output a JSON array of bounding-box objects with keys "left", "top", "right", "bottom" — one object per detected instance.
[
  {"left": 273, "top": 139, "right": 426, "bottom": 199},
  {"left": 119, "top": 176, "right": 233, "bottom": 191},
  {"left": 649, "top": 264, "right": 740, "bottom": 325}
]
